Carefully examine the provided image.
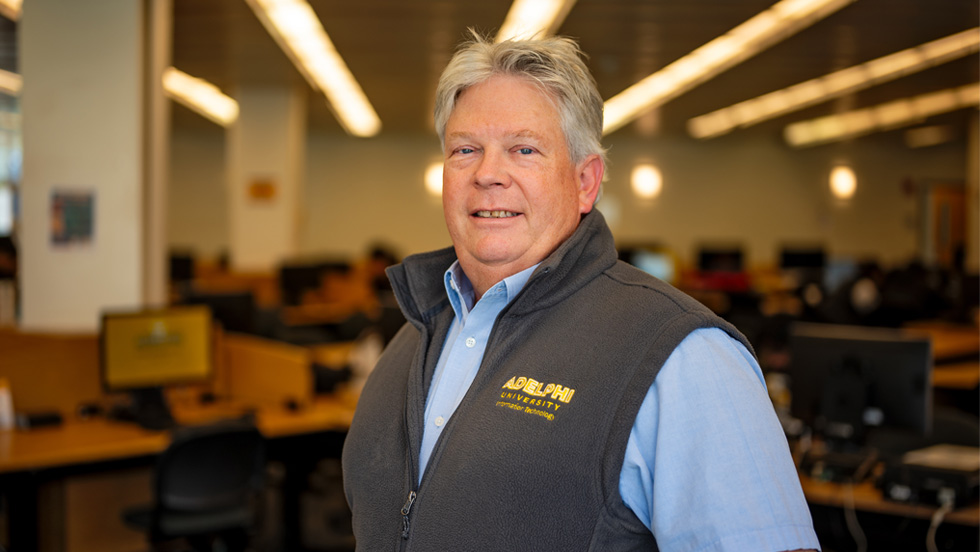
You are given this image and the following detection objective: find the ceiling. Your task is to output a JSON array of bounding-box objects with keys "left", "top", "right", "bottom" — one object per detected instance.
[{"left": 172, "top": 0, "right": 979, "bottom": 144}]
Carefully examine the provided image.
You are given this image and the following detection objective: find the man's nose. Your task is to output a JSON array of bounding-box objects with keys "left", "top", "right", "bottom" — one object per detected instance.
[{"left": 473, "top": 149, "right": 510, "bottom": 188}]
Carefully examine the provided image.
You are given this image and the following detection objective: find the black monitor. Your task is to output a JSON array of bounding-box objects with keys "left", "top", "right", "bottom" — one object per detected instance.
[
  {"left": 101, "top": 306, "right": 214, "bottom": 430},
  {"left": 169, "top": 252, "right": 195, "bottom": 283},
  {"left": 789, "top": 322, "right": 932, "bottom": 449},
  {"left": 181, "top": 290, "right": 256, "bottom": 334},
  {"left": 698, "top": 247, "right": 743, "bottom": 273},
  {"left": 780, "top": 247, "right": 826, "bottom": 270},
  {"left": 279, "top": 260, "right": 351, "bottom": 306}
]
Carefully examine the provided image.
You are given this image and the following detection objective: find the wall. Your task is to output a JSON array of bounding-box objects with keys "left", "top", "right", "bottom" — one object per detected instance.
[
  {"left": 19, "top": 0, "right": 145, "bottom": 331},
  {"left": 168, "top": 127, "right": 968, "bottom": 269},
  {"left": 169, "top": 128, "right": 229, "bottom": 258},
  {"left": 601, "top": 132, "right": 967, "bottom": 267}
]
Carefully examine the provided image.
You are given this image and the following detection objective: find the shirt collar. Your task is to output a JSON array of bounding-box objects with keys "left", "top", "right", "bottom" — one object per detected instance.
[{"left": 443, "top": 261, "right": 539, "bottom": 320}]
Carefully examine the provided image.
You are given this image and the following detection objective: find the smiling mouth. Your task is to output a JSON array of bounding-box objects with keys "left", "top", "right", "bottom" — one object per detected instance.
[{"left": 473, "top": 210, "right": 520, "bottom": 218}]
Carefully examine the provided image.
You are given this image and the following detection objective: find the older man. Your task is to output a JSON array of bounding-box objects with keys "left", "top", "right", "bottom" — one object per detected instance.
[{"left": 342, "top": 32, "right": 820, "bottom": 552}]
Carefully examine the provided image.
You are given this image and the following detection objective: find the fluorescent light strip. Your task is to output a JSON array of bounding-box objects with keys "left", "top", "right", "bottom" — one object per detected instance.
[
  {"left": 162, "top": 67, "right": 239, "bottom": 127},
  {"left": 0, "top": 0, "right": 21, "bottom": 21},
  {"left": 496, "top": 0, "right": 578, "bottom": 43},
  {"left": 602, "top": 0, "right": 856, "bottom": 136},
  {"left": 0, "top": 68, "right": 21, "bottom": 96},
  {"left": 245, "top": 0, "right": 381, "bottom": 137},
  {"left": 784, "top": 83, "right": 980, "bottom": 147},
  {"left": 689, "top": 28, "right": 980, "bottom": 139}
]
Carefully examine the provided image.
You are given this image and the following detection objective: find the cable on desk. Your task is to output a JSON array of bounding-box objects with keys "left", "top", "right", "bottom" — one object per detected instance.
[
  {"left": 925, "top": 491, "right": 955, "bottom": 552},
  {"left": 842, "top": 483, "right": 867, "bottom": 552}
]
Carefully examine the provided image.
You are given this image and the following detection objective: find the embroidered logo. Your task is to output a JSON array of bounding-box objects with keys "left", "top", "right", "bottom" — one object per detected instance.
[{"left": 496, "top": 376, "right": 575, "bottom": 422}]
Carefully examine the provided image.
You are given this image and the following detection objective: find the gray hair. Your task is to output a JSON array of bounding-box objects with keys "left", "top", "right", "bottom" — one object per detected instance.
[{"left": 434, "top": 30, "right": 607, "bottom": 166}]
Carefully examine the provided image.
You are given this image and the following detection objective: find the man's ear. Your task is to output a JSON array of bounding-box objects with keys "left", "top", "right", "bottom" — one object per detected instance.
[{"left": 577, "top": 154, "right": 605, "bottom": 214}]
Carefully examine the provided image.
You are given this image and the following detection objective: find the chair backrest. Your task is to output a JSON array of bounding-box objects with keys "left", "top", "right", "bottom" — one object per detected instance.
[{"left": 155, "top": 419, "right": 265, "bottom": 513}]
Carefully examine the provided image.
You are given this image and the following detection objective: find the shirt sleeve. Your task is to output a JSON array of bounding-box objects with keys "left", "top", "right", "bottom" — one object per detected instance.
[{"left": 619, "top": 327, "right": 821, "bottom": 552}]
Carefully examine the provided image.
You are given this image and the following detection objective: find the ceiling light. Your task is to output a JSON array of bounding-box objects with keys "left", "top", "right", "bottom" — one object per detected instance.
[
  {"left": 162, "top": 67, "right": 239, "bottom": 127},
  {"left": 904, "top": 125, "right": 955, "bottom": 148},
  {"left": 496, "top": 0, "right": 577, "bottom": 43},
  {"left": 245, "top": 0, "right": 381, "bottom": 137},
  {"left": 689, "top": 28, "right": 980, "bottom": 138},
  {"left": 829, "top": 165, "right": 856, "bottom": 200},
  {"left": 631, "top": 164, "right": 662, "bottom": 199},
  {"left": 425, "top": 162, "right": 443, "bottom": 197},
  {"left": 0, "top": 69, "right": 21, "bottom": 96},
  {"left": 603, "top": 0, "right": 855, "bottom": 135},
  {"left": 0, "top": 0, "right": 21, "bottom": 21},
  {"left": 784, "top": 83, "right": 980, "bottom": 147}
]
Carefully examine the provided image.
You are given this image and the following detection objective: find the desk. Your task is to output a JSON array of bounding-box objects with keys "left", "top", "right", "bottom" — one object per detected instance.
[
  {"left": 801, "top": 476, "right": 979, "bottom": 527},
  {"left": 0, "top": 394, "right": 356, "bottom": 475},
  {"left": 0, "top": 393, "right": 357, "bottom": 552},
  {"left": 904, "top": 321, "right": 980, "bottom": 363},
  {"left": 800, "top": 469, "right": 979, "bottom": 551},
  {"left": 933, "top": 361, "right": 980, "bottom": 390}
]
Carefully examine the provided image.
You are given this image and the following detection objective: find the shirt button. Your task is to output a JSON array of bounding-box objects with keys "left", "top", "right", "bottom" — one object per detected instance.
[
  {"left": 434, "top": 416, "right": 445, "bottom": 427},
  {"left": 465, "top": 337, "right": 476, "bottom": 348}
]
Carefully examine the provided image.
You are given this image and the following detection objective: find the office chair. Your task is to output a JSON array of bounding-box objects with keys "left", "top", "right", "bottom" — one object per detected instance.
[{"left": 122, "top": 419, "right": 266, "bottom": 552}]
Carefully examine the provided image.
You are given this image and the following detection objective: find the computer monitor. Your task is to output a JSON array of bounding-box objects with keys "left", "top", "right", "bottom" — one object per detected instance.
[
  {"left": 789, "top": 322, "right": 932, "bottom": 449},
  {"left": 779, "top": 247, "right": 826, "bottom": 270},
  {"left": 168, "top": 252, "right": 195, "bottom": 283},
  {"left": 692, "top": 246, "right": 749, "bottom": 292},
  {"left": 619, "top": 246, "right": 676, "bottom": 284},
  {"left": 278, "top": 261, "right": 349, "bottom": 306},
  {"left": 101, "top": 306, "right": 214, "bottom": 429},
  {"left": 181, "top": 290, "right": 255, "bottom": 334},
  {"left": 697, "top": 247, "right": 743, "bottom": 273}
]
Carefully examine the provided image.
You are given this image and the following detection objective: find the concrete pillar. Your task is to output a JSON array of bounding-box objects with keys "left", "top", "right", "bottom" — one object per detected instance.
[
  {"left": 226, "top": 86, "right": 306, "bottom": 273},
  {"left": 18, "top": 0, "right": 171, "bottom": 331}
]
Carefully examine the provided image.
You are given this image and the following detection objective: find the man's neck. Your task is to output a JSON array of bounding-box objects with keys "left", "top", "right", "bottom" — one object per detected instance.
[{"left": 458, "top": 261, "right": 527, "bottom": 302}]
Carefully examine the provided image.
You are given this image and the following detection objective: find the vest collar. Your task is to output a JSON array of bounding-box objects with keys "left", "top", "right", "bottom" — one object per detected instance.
[{"left": 387, "top": 209, "right": 618, "bottom": 324}]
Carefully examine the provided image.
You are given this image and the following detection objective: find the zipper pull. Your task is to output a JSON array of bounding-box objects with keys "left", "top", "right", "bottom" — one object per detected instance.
[{"left": 400, "top": 491, "right": 417, "bottom": 539}]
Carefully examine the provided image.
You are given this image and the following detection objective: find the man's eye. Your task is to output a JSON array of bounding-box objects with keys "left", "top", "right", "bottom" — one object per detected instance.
[
  {"left": 518, "top": 147, "right": 534, "bottom": 155},
  {"left": 457, "top": 147, "right": 475, "bottom": 154}
]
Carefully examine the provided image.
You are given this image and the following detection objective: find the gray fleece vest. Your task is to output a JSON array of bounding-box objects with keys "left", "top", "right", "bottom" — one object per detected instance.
[{"left": 342, "top": 211, "right": 753, "bottom": 551}]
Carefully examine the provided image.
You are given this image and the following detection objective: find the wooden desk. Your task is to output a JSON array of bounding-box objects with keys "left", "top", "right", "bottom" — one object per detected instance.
[
  {"left": 904, "top": 321, "right": 980, "bottom": 362},
  {"left": 0, "top": 394, "right": 358, "bottom": 552},
  {"left": 800, "top": 476, "right": 979, "bottom": 527},
  {"left": 0, "top": 393, "right": 357, "bottom": 475},
  {"left": 933, "top": 361, "right": 980, "bottom": 390},
  {"left": 903, "top": 321, "right": 980, "bottom": 391}
]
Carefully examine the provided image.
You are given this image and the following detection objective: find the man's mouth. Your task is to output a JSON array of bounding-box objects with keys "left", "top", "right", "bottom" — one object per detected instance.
[{"left": 473, "top": 210, "right": 520, "bottom": 218}]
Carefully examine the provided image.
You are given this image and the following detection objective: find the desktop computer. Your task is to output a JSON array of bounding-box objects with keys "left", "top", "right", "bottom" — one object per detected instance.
[
  {"left": 880, "top": 444, "right": 980, "bottom": 508},
  {"left": 101, "top": 305, "right": 214, "bottom": 430}
]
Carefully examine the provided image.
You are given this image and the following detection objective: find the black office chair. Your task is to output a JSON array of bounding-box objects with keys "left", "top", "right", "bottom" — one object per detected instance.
[{"left": 122, "top": 419, "right": 266, "bottom": 552}]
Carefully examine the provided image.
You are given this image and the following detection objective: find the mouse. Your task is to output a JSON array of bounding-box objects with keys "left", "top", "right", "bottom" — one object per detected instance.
[{"left": 284, "top": 398, "right": 301, "bottom": 412}]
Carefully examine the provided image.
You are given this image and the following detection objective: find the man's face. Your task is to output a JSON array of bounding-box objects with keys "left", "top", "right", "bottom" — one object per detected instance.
[{"left": 442, "top": 74, "right": 601, "bottom": 290}]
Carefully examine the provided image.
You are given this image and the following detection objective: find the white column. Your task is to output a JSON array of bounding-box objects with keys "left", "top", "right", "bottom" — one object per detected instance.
[
  {"left": 18, "top": 0, "right": 170, "bottom": 331},
  {"left": 226, "top": 87, "right": 306, "bottom": 273},
  {"left": 144, "top": 0, "right": 173, "bottom": 307}
]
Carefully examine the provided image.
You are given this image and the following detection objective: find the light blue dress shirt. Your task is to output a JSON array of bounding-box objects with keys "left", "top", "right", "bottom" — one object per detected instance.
[{"left": 420, "top": 262, "right": 820, "bottom": 551}]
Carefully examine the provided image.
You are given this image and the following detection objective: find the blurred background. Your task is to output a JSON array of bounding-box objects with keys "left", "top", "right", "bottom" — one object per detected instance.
[
  {"left": 0, "top": 0, "right": 976, "bottom": 332},
  {"left": 0, "top": 1, "right": 978, "bottom": 551}
]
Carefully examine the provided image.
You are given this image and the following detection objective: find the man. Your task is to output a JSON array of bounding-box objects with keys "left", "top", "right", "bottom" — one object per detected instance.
[{"left": 342, "top": 32, "right": 820, "bottom": 551}]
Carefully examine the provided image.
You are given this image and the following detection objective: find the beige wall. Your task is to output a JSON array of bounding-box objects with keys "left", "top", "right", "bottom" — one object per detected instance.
[
  {"left": 169, "top": 127, "right": 969, "bottom": 270},
  {"left": 19, "top": 0, "right": 147, "bottom": 331}
]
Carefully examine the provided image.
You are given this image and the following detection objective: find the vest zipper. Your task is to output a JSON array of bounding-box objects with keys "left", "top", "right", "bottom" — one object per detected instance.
[{"left": 400, "top": 490, "right": 417, "bottom": 539}]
